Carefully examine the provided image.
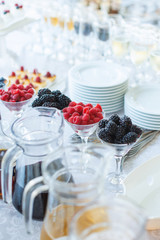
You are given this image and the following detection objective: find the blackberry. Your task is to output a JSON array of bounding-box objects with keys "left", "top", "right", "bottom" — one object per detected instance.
[
  {"left": 131, "top": 125, "right": 142, "bottom": 136},
  {"left": 58, "top": 94, "right": 71, "bottom": 109},
  {"left": 32, "top": 98, "right": 42, "bottom": 107},
  {"left": 122, "top": 132, "right": 138, "bottom": 144},
  {"left": 109, "top": 114, "right": 120, "bottom": 125},
  {"left": 42, "top": 102, "right": 62, "bottom": 110},
  {"left": 52, "top": 90, "right": 61, "bottom": 96},
  {"left": 39, "top": 94, "right": 56, "bottom": 104},
  {"left": 98, "top": 119, "right": 108, "bottom": 129},
  {"left": 120, "top": 115, "right": 132, "bottom": 131},
  {"left": 105, "top": 120, "right": 117, "bottom": 136},
  {"left": 115, "top": 125, "right": 126, "bottom": 141},
  {"left": 98, "top": 129, "right": 114, "bottom": 143},
  {"left": 38, "top": 88, "right": 52, "bottom": 97}
]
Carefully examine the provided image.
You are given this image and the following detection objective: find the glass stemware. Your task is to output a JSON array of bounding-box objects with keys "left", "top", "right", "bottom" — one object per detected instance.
[{"left": 97, "top": 129, "right": 141, "bottom": 194}]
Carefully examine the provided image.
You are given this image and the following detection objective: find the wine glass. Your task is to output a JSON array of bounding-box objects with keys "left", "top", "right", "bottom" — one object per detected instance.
[{"left": 96, "top": 129, "right": 141, "bottom": 194}]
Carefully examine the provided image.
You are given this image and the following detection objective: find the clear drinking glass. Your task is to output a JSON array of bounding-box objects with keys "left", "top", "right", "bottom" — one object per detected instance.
[
  {"left": 22, "top": 143, "right": 114, "bottom": 236},
  {"left": 69, "top": 197, "right": 147, "bottom": 240}
]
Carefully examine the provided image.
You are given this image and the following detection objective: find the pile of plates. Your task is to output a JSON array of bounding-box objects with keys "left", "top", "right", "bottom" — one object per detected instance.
[
  {"left": 124, "top": 84, "right": 160, "bottom": 130},
  {"left": 68, "top": 61, "right": 129, "bottom": 113}
]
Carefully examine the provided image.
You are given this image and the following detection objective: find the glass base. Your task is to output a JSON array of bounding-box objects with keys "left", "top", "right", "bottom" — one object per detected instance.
[{"left": 105, "top": 172, "right": 126, "bottom": 195}]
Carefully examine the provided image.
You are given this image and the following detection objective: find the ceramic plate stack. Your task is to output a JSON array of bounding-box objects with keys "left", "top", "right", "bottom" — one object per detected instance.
[
  {"left": 68, "top": 61, "right": 129, "bottom": 113},
  {"left": 124, "top": 84, "right": 160, "bottom": 130}
]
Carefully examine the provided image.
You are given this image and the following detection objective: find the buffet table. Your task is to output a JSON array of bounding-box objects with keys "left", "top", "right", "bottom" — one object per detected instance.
[{"left": 0, "top": 121, "right": 160, "bottom": 240}]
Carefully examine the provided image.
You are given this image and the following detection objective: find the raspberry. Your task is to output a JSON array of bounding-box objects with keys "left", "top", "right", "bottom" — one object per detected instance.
[
  {"left": 90, "top": 114, "right": 95, "bottom": 120},
  {"left": 11, "top": 72, "right": 16, "bottom": 77},
  {"left": 95, "top": 107, "right": 101, "bottom": 113},
  {"left": 20, "top": 97, "right": 26, "bottom": 101},
  {"left": 24, "top": 75, "right": 28, "bottom": 79},
  {"left": 28, "top": 83, "right": 34, "bottom": 88},
  {"left": 63, "top": 112, "right": 70, "bottom": 120},
  {"left": 89, "top": 108, "right": 97, "bottom": 115},
  {"left": 19, "top": 90, "right": 25, "bottom": 97},
  {"left": 1, "top": 93, "right": 9, "bottom": 101},
  {"left": 13, "top": 94, "right": 20, "bottom": 101},
  {"left": 33, "top": 68, "right": 38, "bottom": 74},
  {"left": 85, "top": 103, "right": 93, "bottom": 108},
  {"left": 94, "top": 117, "right": 100, "bottom": 123},
  {"left": 13, "top": 89, "right": 20, "bottom": 95},
  {"left": 62, "top": 107, "right": 68, "bottom": 113},
  {"left": 25, "top": 93, "right": 32, "bottom": 100},
  {"left": 10, "top": 84, "right": 17, "bottom": 89},
  {"left": 83, "top": 107, "right": 90, "bottom": 114},
  {"left": 15, "top": 79, "right": 20, "bottom": 84},
  {"left": 89, "top": 120, "right": 94, "bottom": 124},
  {"left": 73, "top": 116, "right": 82, "bottom": 124},
  {"left": 72, "top": 112, "right": 80, "bottom": 117},
  {"left": 96, "top": 112, "right": 103, "bottom": 119},
  {"left": 95, "top": 104, "right": 102, "bottom": 112},
  {"left": 67, "top": 107, "right": 75, "bottom": 115},
  {"left": 82, "top": 121, "right": 88, "bottom": 125},
  {"left": 82, "top": 114, "right": 90, "bottom": 122},
  {"left": 45, "top": 72, "right": 51, "bottom": 78},
  {"left": 20, "top": 66, "right": 24, "bottom": 71},
  {"left": 35, "top": 76, "right": 41, "bottom": 83},
  {"left": 27, "top": 88, "right": 34, "bottom": 94},
  {"left": 9, "top": 99, "right": 16, "bottom": 102},
  {"left": 25, "top": 85, "right": 31, "bottom": 90},
  {"left": 75, "top": 105, "right": 83, "bottom": 114},
  {"left": 77, "top": 102, "right": 85, "bottom": 107},
  {"left": 69, "top": 101, "right": 77, "bottom": 107},
  {"left": 68, "top": 117, "right": 74, "bottom": 123},
  {"left": 18, "top": 84, "right": 24, "bottom": 90}
]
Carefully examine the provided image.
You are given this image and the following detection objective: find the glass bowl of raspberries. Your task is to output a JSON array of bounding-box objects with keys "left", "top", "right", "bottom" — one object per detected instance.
[
  {"left": 63, "top": 101, "right": 104, "bottom": 144},
  {"left": 0, "top": 83, "right": 35, "bottom": 136},
  {"left": 97, "top": 114, "right": 142, "bottom": 194}
]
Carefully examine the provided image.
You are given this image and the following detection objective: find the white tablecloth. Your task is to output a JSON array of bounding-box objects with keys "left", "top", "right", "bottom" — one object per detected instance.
[{"left": 0, "top": 123, "right": 160, "bottom": 240}]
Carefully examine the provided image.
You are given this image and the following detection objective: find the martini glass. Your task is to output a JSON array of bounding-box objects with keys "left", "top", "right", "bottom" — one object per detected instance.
[
  {"left": 96, "top": 129, "right": 141, "bottom": 194},
  {"left": 0, "top": 92, "right": 36, "bottom": 138},
  {"left": 66, "top": 121, "right": 100, "bottom": 145}
]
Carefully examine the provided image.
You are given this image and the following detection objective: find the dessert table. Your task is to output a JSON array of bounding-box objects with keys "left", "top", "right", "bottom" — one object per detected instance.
[{"left": 0, "top": 120, "right": 160, "bottom": 240}]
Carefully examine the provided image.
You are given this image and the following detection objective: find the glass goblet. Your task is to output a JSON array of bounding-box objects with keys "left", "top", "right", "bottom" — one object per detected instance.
[{"left": 97, "top": 129, "right": 141, "bottom": 194}]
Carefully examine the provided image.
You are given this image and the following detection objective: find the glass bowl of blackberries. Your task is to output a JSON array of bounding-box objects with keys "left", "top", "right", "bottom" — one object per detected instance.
[{"left": 97, "top": 114, "right": 142, "bottom": 194}]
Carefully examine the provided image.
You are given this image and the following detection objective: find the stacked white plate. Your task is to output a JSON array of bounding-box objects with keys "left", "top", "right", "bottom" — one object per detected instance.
[
  {"left": 124, "top": 84, "right": 160, "bottom": 130},
  {"left": 68, "top": 61, "right": 129, "bottom": 113}
]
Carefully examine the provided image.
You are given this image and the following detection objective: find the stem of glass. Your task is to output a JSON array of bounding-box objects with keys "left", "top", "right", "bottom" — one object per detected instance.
[
  {"left": 81, "top": 136, "right": 88, "bottom": 145},
  {"left": 115, "top": 155, "right": 123, "bottom": 179}
]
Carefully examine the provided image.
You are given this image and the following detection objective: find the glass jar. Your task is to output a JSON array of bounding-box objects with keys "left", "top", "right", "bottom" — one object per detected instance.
[
  {"left": 23, "top": 144, "right": 114, "bottom": 237},
  {"left": 1, "top": 107, "right": 64, "bottom": 220}
]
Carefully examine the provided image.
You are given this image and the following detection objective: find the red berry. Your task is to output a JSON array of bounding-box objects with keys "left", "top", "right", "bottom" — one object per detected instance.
[
  {"left": 63, "top": 112, "right": 70, "bottom": 120},
  {"left": 75, "top": 105, "right": 83, "bottom": 114},
  {"left": 83, "top": 107, "right": 90, "bottom": 114},
  {"left": 11, "top": 72, "right": 16, "bottom": 77},
  {"left": 19, "top": 5, "right": 23, "bottom": 8},
  {"left": 24, "top": 75, "right": 28, "bottom": 79},
  {"left": 63, "top": 107, "right": 68, "bottom": 113},
  {"left": 20, "top": 66, "right": 24, "bottom": 71},
  {"left": 27, "top": 88, "right": 34, "bottom": 95},
  {"left": 45, "top": 72, "right": 51, "bottom": 78},
  {"left": 90, "top": 114, "right": 95, "bottom": 120},
  {"left": 25, "top": 93, "right": 32, "bottom": 100},
  {"left": 67, "top": 107, "right": 75, "bottom": 115},
  {"left": 72, "top": 112, "right": 80, "bottom": 117},
  {"left": 1, "top": 93, "right": 9, "bottom": 101},
  {"left": 15, "top": 79, "right": 20, "bottom": 84},
  {"left": 28, "top": 83, "right": 34, "bottom": 88},
  {"left": 73, "top": 116, "right": 82, "bottom": 125},
  {"left": 33, "top": 69, "right": 38, "bottom": 74},
  {"left": 89, "top": 120, "right": 94, "bottom": 124},
  {"left": 96, "top": 112, "right": 103, "bottom": 119},
  {"left": 95, "top": 107, "right": 101, "bottom": 113},
  {"left": 82, "top": 114, "right": 90, "bottom": 122},
  {"left": 77, "top": 102, "right": 85, "bottom": 107},
  {"left": 20, "top": 97, "right": 26, "bottom": 101},
  {"left": 89, "top": 108, "right": 97, "bottom": 115},
  {"left": 95, "top": 104, "right": 102, "bottom": 112},
  {"left": 35, "top": 76, "right": 41, "bottom": 83},
  {"left": 93, "top": 117, "right": 100, "bottom": 123},
  {"left": 68, "top": 116, "right": 74, "bottom": 123},
  {"left": 0, "top": 89, "right": 5, "bottom": 95},
  {"left": 10, "top": 84, "right": 17, "bottom": 89},
  {"left": 13, "top": 89, "right": 20, "bottom": 95},
  {"left": 69, "top": 101, "right": 77, "bottom": 107},
  {"left": 13, "top": 94, "right": 20, "bottom": 101},
  {"left": 19, "top": 90, "right": 25, "bottom": 97},
  {"left": 9, "top": 100, "right": 16, "bottom": 102},
  {"left": 85, "top": 103, "right": 93, "bottom": 109},
  {"left": 18, "top": 84, "right": 24, "bottom": 90},
  {"left": 25, "top": 85, "right": 30, "bottom": 90},
  {"left": 82, "top": 121, "right": 88, "bottom": 125}
]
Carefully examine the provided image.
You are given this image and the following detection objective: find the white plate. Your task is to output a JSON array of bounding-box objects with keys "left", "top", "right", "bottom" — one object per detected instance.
[
  {"left": 125, "top": 106, "right": 160, "bottom": 124},
  {"left": 124, "top": 154, "right": 160, "bottom": 230},
  {"left": 125, "top": 84, "right": 160, "bottom": 115},
  {"left": 69, "top": 61, "right": 129, "bottom": 89}
]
